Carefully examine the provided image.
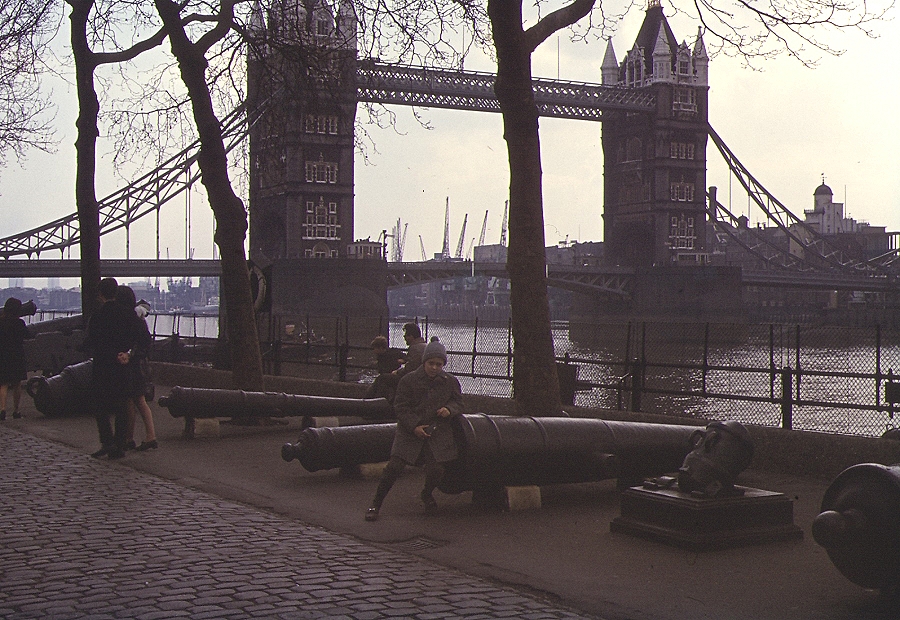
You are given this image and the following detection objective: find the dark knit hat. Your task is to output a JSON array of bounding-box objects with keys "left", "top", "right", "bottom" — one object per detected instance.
[
  {"left": 3, "top": 297, "right": 21, "bottom": 316},
  {"left": 422, "top": 336, "right": 447, "bottom": 364}
]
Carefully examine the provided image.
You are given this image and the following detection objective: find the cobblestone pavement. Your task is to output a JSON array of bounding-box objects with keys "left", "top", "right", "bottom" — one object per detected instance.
[{"left": 0, "top": 427, "right": 596, "bottom": 619}]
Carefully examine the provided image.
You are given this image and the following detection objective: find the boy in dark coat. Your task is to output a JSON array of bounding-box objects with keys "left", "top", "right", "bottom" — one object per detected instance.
[{"left": 365, "top": 337, "right": 463, "bottom": 521}]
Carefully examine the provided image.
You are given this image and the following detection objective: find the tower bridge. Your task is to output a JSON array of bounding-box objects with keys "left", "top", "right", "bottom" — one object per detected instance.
[{"left": 1, "top": 1, "right": 896, "bottom": 323}]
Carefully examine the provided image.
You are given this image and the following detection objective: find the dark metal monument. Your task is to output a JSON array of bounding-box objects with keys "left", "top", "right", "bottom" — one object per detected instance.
[{"left": 611, "top": 420, "right": 802, "bottom": 549}]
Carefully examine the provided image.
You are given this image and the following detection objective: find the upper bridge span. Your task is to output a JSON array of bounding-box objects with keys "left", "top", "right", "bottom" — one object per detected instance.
[{"left": 2, "top": 259, "right": 896, "bottom": 297}]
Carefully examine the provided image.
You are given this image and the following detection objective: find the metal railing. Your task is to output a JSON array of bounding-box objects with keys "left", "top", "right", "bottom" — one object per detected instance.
[
  {"left": 258, "top": 316, "right": 900, "bottom": 438},
  {"left": 66, "top": 309, "right": 899, "bottom": 439}
]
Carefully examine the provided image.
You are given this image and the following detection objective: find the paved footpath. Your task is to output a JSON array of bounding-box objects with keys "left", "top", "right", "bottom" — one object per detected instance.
[{"left": 0, "top": 426, "right": 596, "bottom": 620}]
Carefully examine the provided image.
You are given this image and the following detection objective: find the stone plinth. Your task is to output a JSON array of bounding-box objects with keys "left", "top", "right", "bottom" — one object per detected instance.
[{"left": 611, "top": 485, "right": 803, "bottom": 550}]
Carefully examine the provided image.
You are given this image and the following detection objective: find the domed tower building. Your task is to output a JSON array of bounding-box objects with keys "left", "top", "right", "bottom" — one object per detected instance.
[
  {"left": 246, "top": 0, "right": 358, "bottom": 262},
  {"left": 600, "top": 0, "right": 709, "bottom": 267}
]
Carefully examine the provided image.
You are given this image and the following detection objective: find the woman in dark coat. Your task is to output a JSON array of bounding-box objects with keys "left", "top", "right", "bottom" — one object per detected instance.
[
  {"left": 0, "top": 297, "right": 31, "bottom": 420},
  {"left": 366, "top": 337, "right": 464, "bottom": 521}
]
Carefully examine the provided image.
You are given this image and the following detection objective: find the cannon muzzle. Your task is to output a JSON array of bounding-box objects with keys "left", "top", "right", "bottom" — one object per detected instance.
[
  {"left": 159, "top": 386, "right": 394, "bottom": 421},
  {"left": 812, "top": 463, "right": 900, "bottom": 595},
  {"left": 282, "top": 423, "right": 395, "bottom": 467}
]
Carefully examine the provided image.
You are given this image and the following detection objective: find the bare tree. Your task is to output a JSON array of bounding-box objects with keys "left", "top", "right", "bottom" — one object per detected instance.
[
  {"left": 0, "top": 0, "right": 60, "bottom": 168},
  {"left": 68, "top": 0, "right": 167, "bottom": 314},
  {"left": 153, "top": 0, "right": 264, "bottom": 391}
]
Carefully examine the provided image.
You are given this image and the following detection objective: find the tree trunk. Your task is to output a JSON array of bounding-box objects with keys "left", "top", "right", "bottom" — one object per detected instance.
[
  {"left": 156, "top": 0, "right": 264, "bottom": 391},
  {"left": 488, "top": 0, "right": 562, "bottom": 417},
  {"left": 68, "top": 0, "right": 101, "bottom": 317}
]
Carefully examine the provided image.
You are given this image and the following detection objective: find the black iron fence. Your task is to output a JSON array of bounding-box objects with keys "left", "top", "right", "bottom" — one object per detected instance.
[
  {"left": 254, "top": 315, "right": 900, "bottom": 438},
  {"left": 69, "top": 309, "right": 900, "bottom": 439}
]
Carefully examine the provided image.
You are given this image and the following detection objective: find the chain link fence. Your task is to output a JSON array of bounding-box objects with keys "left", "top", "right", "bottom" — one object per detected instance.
[
  {"left": 114, "top": 315, "right": 900, "bottom": 436},
  {"left": 137, "top": 311, "right": 900, "bottom": 438}
]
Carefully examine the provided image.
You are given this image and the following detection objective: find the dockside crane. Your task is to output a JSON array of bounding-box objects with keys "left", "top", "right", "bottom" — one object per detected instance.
[
  {"left": 478, "top": 210, "right": 488, "bottom": 246},
  {"left": 441, "top": 198, "right": 451, "bottom": 260},
  {"left": 391, "top": 219, "right": 408, "bottom": 262},
  {"left": 419, "top": 235, "right": 427, "bottom": 261},
  {"left": 500, "top": 200, "right": 508, "bottom": 246},
  {"left": 455, "top": 213, "right": 468, "bottom": 259}
]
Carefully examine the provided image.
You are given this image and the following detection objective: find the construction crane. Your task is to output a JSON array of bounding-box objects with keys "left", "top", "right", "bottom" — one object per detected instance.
[
  {"left": 478, "top": 210, "right": 489, "bottom": 246},
  {"left": 441, "top": 198, "right": 451, "bottom": 260},
  {"left": 419, "top": 235, "right": 427, "bottom": 261},
  {"left": 455, "top": 213, "right": 468, "bottom": 259},
  {"left": 500, "top": 200, "right": 508, "bottom": 246},
  {"left": 391, "top": 219, "right": 408, "bottom": 262},
  {"left": 399, "top": 222, "right": 408, "bottom": 260}
]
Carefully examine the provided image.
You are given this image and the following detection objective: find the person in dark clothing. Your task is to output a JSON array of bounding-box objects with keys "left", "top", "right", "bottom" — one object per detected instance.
[
  {"left": 84, "top": 278, "right": 152, "bottom": 459},
  {"left": 116, "top": 285, "right": 158, "bottom": 452},
  {"left": 365, "top": 337, "right": 464, "bottom": 521},
  {"left": 0, "top": 298, "right": 32, "bottom": 420},
  {"left": 365, "top": 335, "right": 405, "bottom": 402},
  {"left": 394, "top": 322, "right": 427, "bottom": 379}
]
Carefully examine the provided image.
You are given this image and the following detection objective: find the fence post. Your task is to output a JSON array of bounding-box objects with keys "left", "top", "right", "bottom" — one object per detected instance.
[
  {"left": 338, "top": 343, "right": 349, "bottom": 382},
  {"left": 780, "top": 366, "right": 793, "bottom": 430},
  {"left": 629, "top": 358, "right": 643, "bottom": 412},
  {"left": 273, "top": 339, "right": 282, "bottom": 376}
]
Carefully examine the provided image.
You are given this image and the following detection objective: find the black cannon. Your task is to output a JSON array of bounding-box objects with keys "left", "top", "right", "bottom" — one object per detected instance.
[
  {"left": 24, "top": 314, "right": 88, "bottom": 375},
  {"left": 159, "top": 386, "right": 395, "bottom": 422},
  {"left": 812, "top": 463, "right": 900, "bottom": 597},
  {"left": 282, "top": 413, "right": 702, "bottom": 493},
  {"left": 25, "top": 360, "right": 94, "bottom": 417}
]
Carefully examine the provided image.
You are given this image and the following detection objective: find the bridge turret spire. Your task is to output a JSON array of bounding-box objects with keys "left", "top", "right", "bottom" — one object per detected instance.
[
  {"left": 601, "top": 39, "right": 619, "bottom": 85},
  {"left": 692, "top": 27, "right": 708, "bottom": 85},
  {"left": 651, "top": 27, "right": 672, "bottom": 83},
  {"left": 336, "top": 0, "right": 357, "bottom": 50}
]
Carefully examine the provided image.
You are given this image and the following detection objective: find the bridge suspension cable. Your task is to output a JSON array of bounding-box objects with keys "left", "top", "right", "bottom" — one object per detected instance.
[
  {"left": 708, "top": 125, "right": 890, "bottom": 275},
  {"left": 0, "top": 101, "right": 255, "bottom": 260}
]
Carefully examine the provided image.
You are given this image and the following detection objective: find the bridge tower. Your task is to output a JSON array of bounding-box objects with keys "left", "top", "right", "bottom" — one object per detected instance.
[
  {"left": 247, "top": 0, "right": 358, "bottom": 263},
  {"left": 601, "top": 0, "right": 709, "bottom": 268}
]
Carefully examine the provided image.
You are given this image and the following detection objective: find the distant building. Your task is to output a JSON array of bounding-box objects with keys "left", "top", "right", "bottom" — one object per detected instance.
[
  {"left": 473, "top": 244, "right": 507, "bottom": 263},
  {"left": 347, "top": 238, "right": 384, "bottom": 259}
]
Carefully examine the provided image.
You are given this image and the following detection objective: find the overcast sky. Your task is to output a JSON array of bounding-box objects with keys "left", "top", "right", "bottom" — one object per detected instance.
[{"left": 1, "top": 3, "right": 898, "bottom": 283}]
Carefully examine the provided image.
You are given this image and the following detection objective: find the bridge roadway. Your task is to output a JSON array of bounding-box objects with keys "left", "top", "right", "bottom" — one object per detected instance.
[{"left": 1, "top": 258, "right": 896, "bottom": 295}]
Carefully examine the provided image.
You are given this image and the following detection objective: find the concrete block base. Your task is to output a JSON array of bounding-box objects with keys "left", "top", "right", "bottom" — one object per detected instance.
[
  {"left": 192, "top": 418, "right": 220, "bottom": 438},
  {"left": 308, "top": 416, "right": 341, "bottom": 428},
  {"left": 341, "top": 462, "right": 388, "bottom": 479},
  {"left": 504, "top": 485, "right": 542, "bottom": 511}
]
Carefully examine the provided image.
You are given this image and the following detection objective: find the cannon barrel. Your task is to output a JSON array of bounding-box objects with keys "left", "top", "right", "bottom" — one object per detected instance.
[
  {"left": 282, "top": 413, "right": 701, "bottom": 492},
  {"left": 159, "top": 386, "right": 394, "bottom": 420},
  {"left": 281, "top": 423, "right": 396, "bottom": 469},
  {"left": 27, "top": 313, "right": 84, "bottom": 336},
  {"left": 25, "top": 360, "right": 93, "bottom": 417},
  {"left": 812, "top": 463, "right": 900, "bottom": 595}
]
